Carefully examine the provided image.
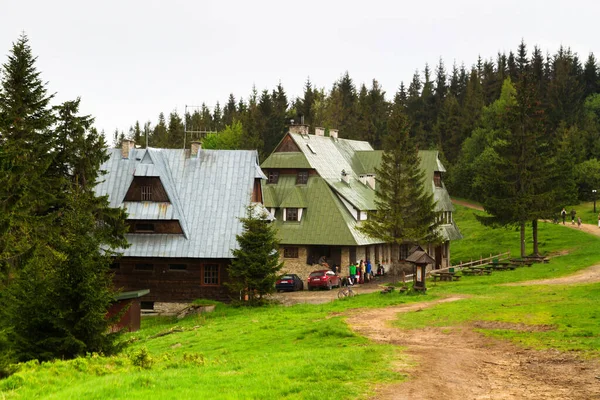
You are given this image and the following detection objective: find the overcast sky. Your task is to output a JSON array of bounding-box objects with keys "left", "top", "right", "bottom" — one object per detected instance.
[{"left": 2, "top": 0, "right": 598, "bottom": 142}]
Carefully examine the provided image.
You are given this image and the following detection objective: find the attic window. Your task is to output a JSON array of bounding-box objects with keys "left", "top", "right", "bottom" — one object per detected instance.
[
  {"left": 141, "top": 185, "right": 152, "bottom": 201},
  {"left": 268, "top": 170, "right": 279, "bottom": 184},
  {"left": 306, "top": 144, "right": 316, "bottom": 154},
  {"left": 296, "top": 170, "right": 308, "bottom": 185}
]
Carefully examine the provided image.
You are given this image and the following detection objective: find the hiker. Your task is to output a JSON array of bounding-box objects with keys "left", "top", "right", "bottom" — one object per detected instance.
[
  {"left": 365, "top": 259, "right": 372, "bottom": 282},
  {"left": 348, "top": 262, "right": 356, "bottom": 285},
  {"left": 577, "top": 216, "right": 582, "bottom": 228},
  {"left": 561, "top": 208, "right": 567, "bottom": 225},
  {"left": 571, "top": 209, "right": 576, "bottom": 224}
]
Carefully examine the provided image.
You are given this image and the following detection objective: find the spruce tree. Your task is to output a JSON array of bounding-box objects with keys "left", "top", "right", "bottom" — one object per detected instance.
[
  {"left": 228, "top": 207, "right": 283, "bottom": 305},
  {"left": 359, "top": 102, "right": 440, "bottom": 254},
  {"left": 0, "top": 33, "right": 56, "bottom": 282}
]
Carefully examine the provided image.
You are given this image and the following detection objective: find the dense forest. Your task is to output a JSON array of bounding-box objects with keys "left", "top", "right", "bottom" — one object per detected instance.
[{"left": 116, "top": 41, "right": 600, "bottom": 203}]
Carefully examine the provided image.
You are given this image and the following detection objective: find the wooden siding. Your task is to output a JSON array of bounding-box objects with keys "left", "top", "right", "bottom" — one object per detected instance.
[
  {"left": 107, "top": 299, "right": 142, "bottom": 332},
  {"left": 275, "top": 135, "right": 301, "bottom": 152},
  {"left": 112, "top": 257, "right": 232, "bottom": 302},
  {"left": 124, "top": 177, "right": 170, "bottom": 202},
  {"left": 252, "top": 178, "right": 263, "bottom": 202}
]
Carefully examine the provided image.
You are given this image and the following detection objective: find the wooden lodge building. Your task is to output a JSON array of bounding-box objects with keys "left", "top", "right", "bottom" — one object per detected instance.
[
  {"left": 260, "top": 125, "right": 462, "bottom": 281},
  {"left": 95, "top": 140, "right": 266, "bottom": 311}
]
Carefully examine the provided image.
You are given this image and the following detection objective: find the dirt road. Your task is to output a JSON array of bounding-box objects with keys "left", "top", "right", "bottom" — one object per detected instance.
[{"left": 346, "top": 297, "right": 600, "bottom": 400}]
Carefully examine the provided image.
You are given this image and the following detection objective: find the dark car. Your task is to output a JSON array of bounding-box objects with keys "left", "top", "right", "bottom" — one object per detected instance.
[
  {"left": 275, "top": 274, "right": 304, "bottom": 292},
  {"left": 307, "top": 270, "right": 341, "bottom": 291}
]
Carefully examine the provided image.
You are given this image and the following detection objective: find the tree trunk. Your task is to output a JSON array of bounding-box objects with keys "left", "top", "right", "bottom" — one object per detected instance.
[
  {"left": 520, "top": 222, "right": 526, "bottom": 258},
  {"left": 532, "top": 219, "right": 539, "bottom": 256}
]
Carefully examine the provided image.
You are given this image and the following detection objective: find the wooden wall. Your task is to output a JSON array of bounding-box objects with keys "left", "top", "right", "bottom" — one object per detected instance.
[
  {"left": 112, "top": 257, "right": 231, "bottom": 303},
  {"left": 124, "top": 177, "right": 170, "bottom": 202}
]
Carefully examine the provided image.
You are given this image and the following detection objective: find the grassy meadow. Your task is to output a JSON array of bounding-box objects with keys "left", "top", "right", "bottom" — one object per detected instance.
[{"left": 2, "top": 205, "right": 600, "bottom": 399}]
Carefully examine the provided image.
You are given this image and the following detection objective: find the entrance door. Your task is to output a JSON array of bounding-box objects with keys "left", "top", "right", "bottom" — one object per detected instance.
[{"left": 435, "top": 246, "right": 442, "bottom": 269}]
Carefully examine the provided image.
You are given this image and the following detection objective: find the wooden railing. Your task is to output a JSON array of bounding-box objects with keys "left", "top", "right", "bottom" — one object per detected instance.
[
  {"left": 394, "top": 250, "right": 511, "bottom": 282},
  {"left": 440, "top": 251, "right": 511, "bottom": 273}
]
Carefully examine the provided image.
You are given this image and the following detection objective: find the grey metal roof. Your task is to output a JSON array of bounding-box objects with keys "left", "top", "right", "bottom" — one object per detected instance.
[{"left": 95, "top": 148, "right": 262, "bottom": 259}]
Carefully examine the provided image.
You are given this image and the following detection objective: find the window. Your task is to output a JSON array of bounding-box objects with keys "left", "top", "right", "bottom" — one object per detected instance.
[
  {"left": 434, "top": 172, "right": 442, "bottom": 188},
  {"left": 399, "top": 244, "right": 409, "bottom": 260},
  {"left": 267, "top": 170, "right": 279, "bottom": 184},
  {"left": 296, "top": 170, "right": 308, "bottom": 185},
  {"left": 141, "top": 185, "right": 152, "bottom": 201},
  {"left": 135, "top": 223, "right": 155, "bottom": 233},
  {"left": 285, "top": 208, "right": 298, "bottom": 221},
  {"left": 203, "top": 264, "right": 219, "bottom": 285},
  {"left": 284, "top": 247, "right": 299, "bottom": 258},
  {"left": 135, "top": 263, "right": 154, "bottom": 271},
  {"left": 169, "top": 264, "right": 187, "bottom": 271}
]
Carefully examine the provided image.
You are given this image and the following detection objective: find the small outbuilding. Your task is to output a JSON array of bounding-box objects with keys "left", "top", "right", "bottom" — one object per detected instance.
[{"left": 107, "top": 289, "right": 150, "bottom": 332}]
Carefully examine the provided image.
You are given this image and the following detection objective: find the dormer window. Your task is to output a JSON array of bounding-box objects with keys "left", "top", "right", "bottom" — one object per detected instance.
[
  {"left": 296, "top": 170, "right": 308, "bottom": 185},
  {"left": 434, "top": 172, "right": 442, "bottom": 187},
  {"left": 268, "top": 170, "right": 279, "bottom": 184},
  {"left": 285, "top": 208, "right": 299, "bottom": 221}
]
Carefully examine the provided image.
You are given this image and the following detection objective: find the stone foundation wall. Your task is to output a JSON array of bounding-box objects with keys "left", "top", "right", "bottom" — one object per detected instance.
[
  {"left": 153, "top": 302, "right": 190, "bottom": 315},
  {"left": 279, "top": 246, "right": 316, "bottom": 284}
]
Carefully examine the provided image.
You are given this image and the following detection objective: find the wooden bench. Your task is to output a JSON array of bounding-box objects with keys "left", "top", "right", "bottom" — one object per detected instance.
[
  {"left": 510, "top": 258, "right": 535, "bottom": 267},
  {"left": 523, "top": 256, "right": 550, "bottom": 264},
  {"left": 468, "top": 267, "right": 492, "bottom": 275},
  {"left": 431, "top": 272, "right": 461, "bottom": 282}
]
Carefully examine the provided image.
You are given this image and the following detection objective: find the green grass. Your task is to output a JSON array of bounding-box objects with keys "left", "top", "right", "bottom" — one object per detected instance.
[{"left": 2, "top": 204, "right": 600, "bottom": 399}]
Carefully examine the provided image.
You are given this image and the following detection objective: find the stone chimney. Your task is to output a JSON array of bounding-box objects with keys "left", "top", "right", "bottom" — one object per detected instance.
[
  {"left": 315, "top": 127, "right": 325, "bottom": 136},
  {"left": 330, "top": 129, "right": 339, "bottom": 139},
  {"left": 191, "top": 141, "right": 202, "bottom": 157},
  {"left": 121, "top": 139, "right": 135, "bottom": 159},
  {"left": 289, "top": 124, "right": 309, "bottom": 136}
]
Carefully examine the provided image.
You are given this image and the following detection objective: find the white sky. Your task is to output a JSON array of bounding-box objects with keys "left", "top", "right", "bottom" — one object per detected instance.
[{"left": 2, "top": 0, "right": 598, "bottom": 139}]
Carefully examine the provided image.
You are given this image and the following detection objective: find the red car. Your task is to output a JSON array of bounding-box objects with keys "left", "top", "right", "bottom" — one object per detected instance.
[{"left": 307, "top": 270, "right": 341, "bottom": 291}]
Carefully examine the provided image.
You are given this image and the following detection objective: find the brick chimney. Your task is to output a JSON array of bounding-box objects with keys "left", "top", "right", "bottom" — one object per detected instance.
[
  {"left": 121, "top": 139, "right": 135, "bottom": 159},
  {"left": 315, "top": 127, "right": 325, "bottom": 136},
  {"left": 289, "top": 124, "right": 309, "bottom": 136},
  {"left": 330, "top": 129, "right": 339, "bottom": 139},
  {"left": 191, "top": 141, "right": 202, "bottom": 157}
]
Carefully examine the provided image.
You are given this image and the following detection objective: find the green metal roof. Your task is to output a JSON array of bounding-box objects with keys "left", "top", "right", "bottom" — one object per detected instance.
[
  {"left": 418, "top": 150, "right": 454, "bottom": 213},
  {"left": 260, "top": 134, "right": 461, "bottom": 245},
  {"left": 280, "top": 186, "right": 308, "bottom": 208},
  {"left": 263, "top": 175, "right": 382, "bottom": 246},
  {"left": 115, "top": 289, "right": 150, "bottom": 301},
  {"left": 261, "top": 152, "right": 311, "bottom": 169},
  {"left": 353, "top": 151, "right": 383, "bottom": 174},
  {"left": 263, "top": 186, "right": 278, "bottom": 208}
]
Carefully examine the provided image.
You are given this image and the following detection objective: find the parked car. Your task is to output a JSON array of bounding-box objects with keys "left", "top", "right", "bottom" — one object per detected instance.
[
  {"left": 307, "top": 270, "right": 341, "bottom": 291},
  {"left": 275, "top": 274, "right": 304, "bottom": 292}
]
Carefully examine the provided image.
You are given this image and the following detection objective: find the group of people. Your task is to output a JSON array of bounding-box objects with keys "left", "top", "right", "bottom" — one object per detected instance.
[
  {"left": 317, "top": 256, "right": 386, "bottom": 286},
  {"left": 342, "top": 259, "right": 385, "bottom": 286},
  {"left": 560, "top": 208, "right": 600, "bottom": 228}
]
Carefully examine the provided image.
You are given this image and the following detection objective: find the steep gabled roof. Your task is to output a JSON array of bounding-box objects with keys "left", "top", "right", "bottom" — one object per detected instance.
[
  {"left": 288, "top": 133, "right": 376, "bottom": 211},
  {"left": 95, "top": 148, "right": 262, "bottom": 258},
  {"left": 265, "top": 176, "right": 382, "bottom": 246}
]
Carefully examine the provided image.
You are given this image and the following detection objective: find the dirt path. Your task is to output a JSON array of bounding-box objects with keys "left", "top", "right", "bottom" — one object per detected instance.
[
  {"left": 452, "top": 198, "right": 484, "bottom": 211},
  {"left": 345, "top": 297, "right": 600, "bottom": 400},
  {"left": 504, "top": 264, "right": 600, "bottom": 286}
]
